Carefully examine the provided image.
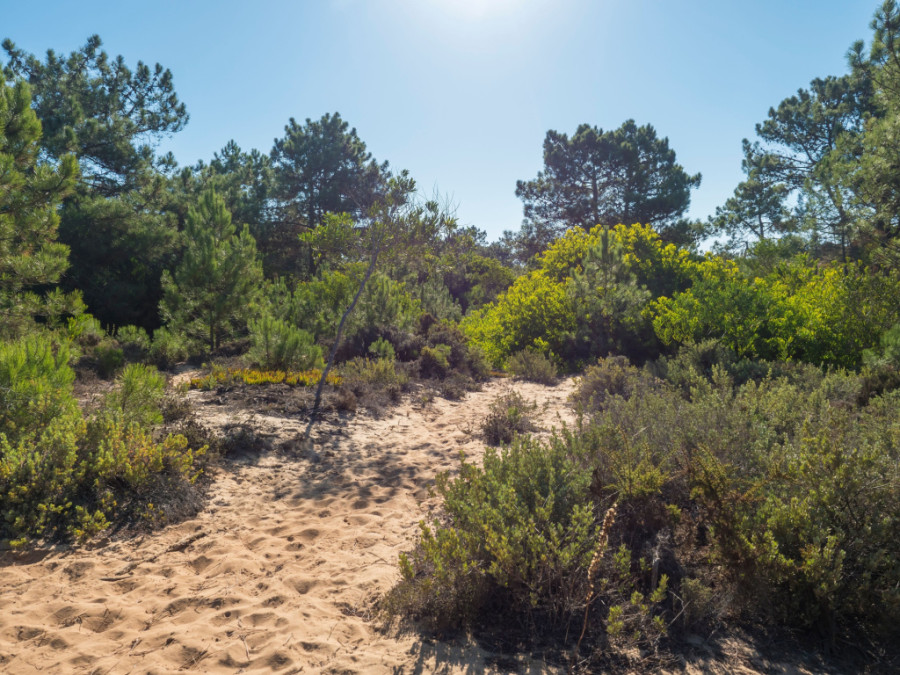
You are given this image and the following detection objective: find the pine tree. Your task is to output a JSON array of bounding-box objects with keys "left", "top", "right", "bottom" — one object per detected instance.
[
  {"left": 160, "top": 190, "right": 263, "bottom": 351},
  {"left": 0, "top": 79, "right": 78, "bottom": 337}
]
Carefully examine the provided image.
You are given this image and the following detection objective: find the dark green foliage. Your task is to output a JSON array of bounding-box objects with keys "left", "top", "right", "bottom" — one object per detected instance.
[
  {"left": 269, "top": 112, "right": 388, "bottom": 277},
  {"left": 160, "top": 190, "right": 263, "bottom": 352},
  {"left": 2, "top": 35, "right": 187, "bottom": 192},
  {"left": 412, "top": 277, "right": 462, "bottom": 323},
  {"left": 59, "top": 190, "right": 180, "bottom": 330},
  {"left": 247, "top": 313, "right": 323, "bottom": 371},
  {"left": 506, "top": 349, "right": 558, "bottom": 385},
  {"left": 0, "top": 78, "right": 78, "bottom": 338},
  {"left": 422, "top": 320, "right": 490, "bottom": 381},
  {"left": 187, "top": 141, "right": 274, "bottom": 266},
  {"left": 148, "top": 327, "right": 190, "bottom": 369},
  {"left": 115, "top": 324, "right": 151, "bottom": 360},
  {"left": 93, "top": 340, "right": 125, "bottom": 378},
  {"left": 3, "top": 36, "right": 188, "bottom": 330},
  {"left": 440, "top": 252, "right": 516, "bottom": 312},
  {"left": 368, "top": 337, "right": 396, "bottom": 361},
  {"left": 740, "top": 75, "right": 871, "bottom": 260},
  {"left": 516, "top": 120, "right": 701, "bottom": 237},
  {"left": 710, "top": 141, "right": 796, "bottom": 251},
  {"left": 419, "top": 344, "right": 452, "bottom": 379},
  {"left": 864, "top": 320, "right": 900, "bottom": 369}
]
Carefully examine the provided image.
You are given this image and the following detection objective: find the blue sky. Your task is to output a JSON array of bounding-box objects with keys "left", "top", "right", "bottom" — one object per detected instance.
[{"left": 3, "top": 0, "right": 881, "bottom": 240}]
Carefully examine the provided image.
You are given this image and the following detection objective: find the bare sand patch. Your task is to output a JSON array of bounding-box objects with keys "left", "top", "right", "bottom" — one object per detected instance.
[{"left": 0, "top": 378, "right": 575, "bottom": 674}]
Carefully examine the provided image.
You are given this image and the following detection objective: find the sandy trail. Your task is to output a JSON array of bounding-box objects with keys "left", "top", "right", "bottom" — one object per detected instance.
[{"left": 0, "top": 378, "right": 577, "bottom": 674}]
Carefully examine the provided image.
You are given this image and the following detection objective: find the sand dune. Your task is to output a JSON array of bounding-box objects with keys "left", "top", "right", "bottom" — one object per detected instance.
[{"left": 0, "top": 378, "right": 577, "bottom": 674}]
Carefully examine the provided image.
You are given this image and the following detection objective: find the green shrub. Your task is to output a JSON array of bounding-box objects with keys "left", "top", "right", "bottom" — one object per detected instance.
[
  {"left": 149, "top": 327, "right": 191, "bottom": 369},
  {"left": 0, "top": 336, "right": 207, "bottom": 547},
  {"left": 461, "top": 269, "right": 575, "bottom": 368},
  {"left": 419, "top": 344, "right": 451, "bottom": 378},
  {"left": 341, "top": 357, "right": 409, "bottom": 389},
  {"left": 368, "top": 337, "right": 396, "bottom": 361},
  {"left": 1, "top": 401, "right": 206, "bottom": 546},
  {"left": 864, "top": 321, "right": 900, "bottom": 370},
  {"left": 247, "top": 313, "right": 323, "bottom": 371},
  {"left": 390, "top": 353, "right": 900, "bottom": 648},
  {"left": 386, "top": 434, "right": 596, "bottom": 632},
  {"left": 0, "top": 335, "right": 77, "bottom": 445},
  {"left": 66, "top": 313, "right": 105, "bottom": 348},
  {"left": 424, "top": 321, "right": 490, "bottom": 381},
  {"left": 116, "top": 324, "right": 151, "bottom": 351},
  {"left": 103, "top": 363, "right": 166, "bottom": 428},
  {"left": 689, "top": 397, "right": 900, "bottom": 631},
  {"left": 507, "top": 348, "right": 558, "bottom": 385},
  {"left": 651, "top": 260, "right": 900, "bottom": 369},
  {"left": 414, "top": 276, "right": 462, "bottom": 322},
  {"left": 572, "top": 356, "right": 661, "bottom": 412},
  {"left": 481, "top": 390, "right": 536, "bottom": 446},
  {"left": 115, "top": 324, "right": 151, "bottom": 360},
  {"left": 93, "top": 339, "right": 125, "bottom": 378}
]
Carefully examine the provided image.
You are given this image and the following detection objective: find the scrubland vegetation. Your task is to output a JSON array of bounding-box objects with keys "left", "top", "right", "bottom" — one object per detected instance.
[{"left": 3, "top": 1, "right": 900, "bottom": 668}]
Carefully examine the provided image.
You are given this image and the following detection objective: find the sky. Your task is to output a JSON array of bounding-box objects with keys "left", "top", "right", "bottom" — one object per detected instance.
[{"left": 1, "top": 0, "right": 883, "bottom": 241}]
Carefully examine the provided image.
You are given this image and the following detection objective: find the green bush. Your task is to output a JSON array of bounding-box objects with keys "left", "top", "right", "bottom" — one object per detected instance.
[
  {"left": 149, "top": 327, "right": 191, "bottom": 368},
  {"left": 341, "top": 357, "right": 409, "bottom": 389},
  {"left": 0, "top": 335, "right": 78, "bottom": 445},
  {"left": 386, "top": 434, "right": 596, "bottom": 633},
  {"left": 481, "top": 390, "right": 536, "bottom": 446},
  {"left": 0, "top": 335, "right": 207, "bottom": 547},
  {"left": 247, "top": 313, "right": 323, "bottom": 371},
  {"left": 424, "top": 321, "right": 490, "bottom": 381},
  {"left": 651, "top": 260, "right": 900, "bottom": 369},
  {"left": 116, "top": 324, "right": 151, "bottom": 351},
  {"left": 115, "top": 324, "right": 151, "bottom": 361},
  {"left": 864, "top": 321, "right": 900, "bottom": 370},
  {"left": 507, "top": 348, "right": 558, "bottom": 385},
  {"left": 414, "top": 276, "right": 462, "bottom": 322},
  {"left": 0, "top": 401, "right": 206, "bottom": 547},
  {"left": 66, "top": 313, "right": 105, "bottom": 348},
  {"left": 461, "top": 269, "right": 575, "bottom": 368},
  {"left": 93, "top": 339, "right": 125, "bottom": 378},
  {"left": 419, "top": 344, "right": 451, "bottom": 378},
  {"left": 368, "top": 337, "right": 396, "bottom": 361},
  {"left": 103, "top": 363, "right": 167, "bottom": 428},
  {"left": 390, "top": 354, "right": 900, "bottom": 649},
  {"left": 571, "top": 356, "right": 660, "bottom": 412}
]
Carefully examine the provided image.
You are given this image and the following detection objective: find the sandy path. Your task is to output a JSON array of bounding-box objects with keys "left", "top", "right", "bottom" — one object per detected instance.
[{"left": 0, "top": 378, "right": 577, "bottom": 674}]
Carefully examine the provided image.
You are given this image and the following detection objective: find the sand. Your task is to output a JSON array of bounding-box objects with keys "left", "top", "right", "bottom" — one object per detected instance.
[{"left": 0, "top": 378, "right": 578, "bottom": 674}]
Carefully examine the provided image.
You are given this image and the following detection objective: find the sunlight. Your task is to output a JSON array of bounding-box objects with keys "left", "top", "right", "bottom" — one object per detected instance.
[{"left": 429, "top": 0, "right": 523, "bottom": 21}]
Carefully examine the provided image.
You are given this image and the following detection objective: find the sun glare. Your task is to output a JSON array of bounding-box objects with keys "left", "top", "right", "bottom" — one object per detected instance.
[{"left": 432, "top": 0, "right": 523, "bottom": 21}]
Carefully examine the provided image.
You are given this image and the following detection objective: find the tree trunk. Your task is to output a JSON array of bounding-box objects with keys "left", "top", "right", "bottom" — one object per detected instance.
[{"left": 304, "top": 247, "right": 380, "bottom": 443}]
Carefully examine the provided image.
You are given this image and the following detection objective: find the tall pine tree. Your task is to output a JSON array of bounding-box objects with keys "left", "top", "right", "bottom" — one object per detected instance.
[
  {"left": 160, "top": 190, "right": 263, "bottom": 351},
  {"left": 0, "top": 79, "right": 78, "bottom": 338}
]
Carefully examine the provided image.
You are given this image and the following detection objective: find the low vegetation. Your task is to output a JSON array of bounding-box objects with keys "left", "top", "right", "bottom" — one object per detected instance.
[
  {"left": 386, "top": 353, "right": 900, "bottom": 666},
  {"left": 0, "top": 336, "right": 209, "bottom": 548}
]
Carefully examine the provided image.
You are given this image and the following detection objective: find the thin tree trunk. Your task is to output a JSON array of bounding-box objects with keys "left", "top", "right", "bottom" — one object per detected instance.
[{"left": 304, "top": 247, "right": 380, "bottom": 443}]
